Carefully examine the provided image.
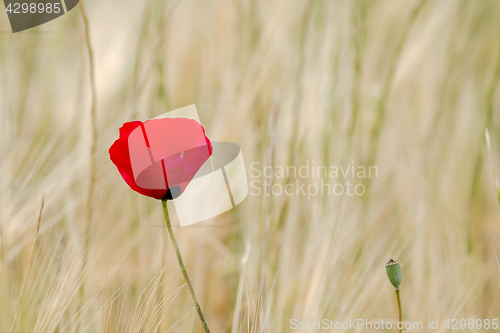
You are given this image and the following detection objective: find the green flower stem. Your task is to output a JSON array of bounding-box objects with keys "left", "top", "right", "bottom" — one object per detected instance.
[
  {"left": 396, "top": 289, "right": 402, "bottom": 333},
  {"left": 161, "top": 199, "right": 211, "bottom": 333}
]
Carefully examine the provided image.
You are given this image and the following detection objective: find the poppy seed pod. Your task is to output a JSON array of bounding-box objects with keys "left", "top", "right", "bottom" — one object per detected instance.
[{"left": 385, "top": 259, "right": 402, "bottom": 289}]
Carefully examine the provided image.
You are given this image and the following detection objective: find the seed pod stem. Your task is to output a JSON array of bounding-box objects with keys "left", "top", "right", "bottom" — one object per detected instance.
[{"left": 396, "top": 289, "right": 402, "bottom": 333}]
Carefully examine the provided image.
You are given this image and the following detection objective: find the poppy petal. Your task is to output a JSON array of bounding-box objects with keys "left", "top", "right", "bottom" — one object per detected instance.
[{"left": 109, "top": 118, "right": 212, "bottom": 200}]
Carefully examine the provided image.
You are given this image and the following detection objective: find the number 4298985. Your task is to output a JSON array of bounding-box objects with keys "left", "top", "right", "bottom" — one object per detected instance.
[
  {"left": 6, "top": 3, "right": 62, "bottom": 14},
  {"left": 444, "top": 319, "right": 498, "bottom": 330}
]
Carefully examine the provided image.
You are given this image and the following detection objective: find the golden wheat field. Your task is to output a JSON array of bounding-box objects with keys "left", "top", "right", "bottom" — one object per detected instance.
[{"left": 1, "top": 0, "right": 500, "bottom": 332}]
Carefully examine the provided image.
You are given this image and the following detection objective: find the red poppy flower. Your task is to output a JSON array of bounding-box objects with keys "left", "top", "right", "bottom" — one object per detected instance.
[{"left": 109, "top": 117, "right": 213, "bottom": 200}]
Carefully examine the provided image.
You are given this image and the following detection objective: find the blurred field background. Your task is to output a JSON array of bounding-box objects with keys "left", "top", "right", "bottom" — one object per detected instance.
[{"left": 1, "top": 0, "right": 500, "bottom": 332}]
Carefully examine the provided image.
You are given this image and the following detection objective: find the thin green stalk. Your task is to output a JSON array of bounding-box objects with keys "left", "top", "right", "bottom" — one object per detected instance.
[
  {"left": 161, "top": 199, "right": 211, "bottom": 333},
  {"left": 396, "top": 289, "right": 402, "bottom": 333},
  {"left": 77, "top": 2, "right": 97, "bottom": 328},
  {"left": 79, "top": 0, "right": 98, "bottom": 233}
]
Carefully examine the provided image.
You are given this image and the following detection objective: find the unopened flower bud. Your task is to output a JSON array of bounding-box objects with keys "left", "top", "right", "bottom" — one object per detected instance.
[{"left": 385, "top": 259, "right": 402, "bottom": 289}]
